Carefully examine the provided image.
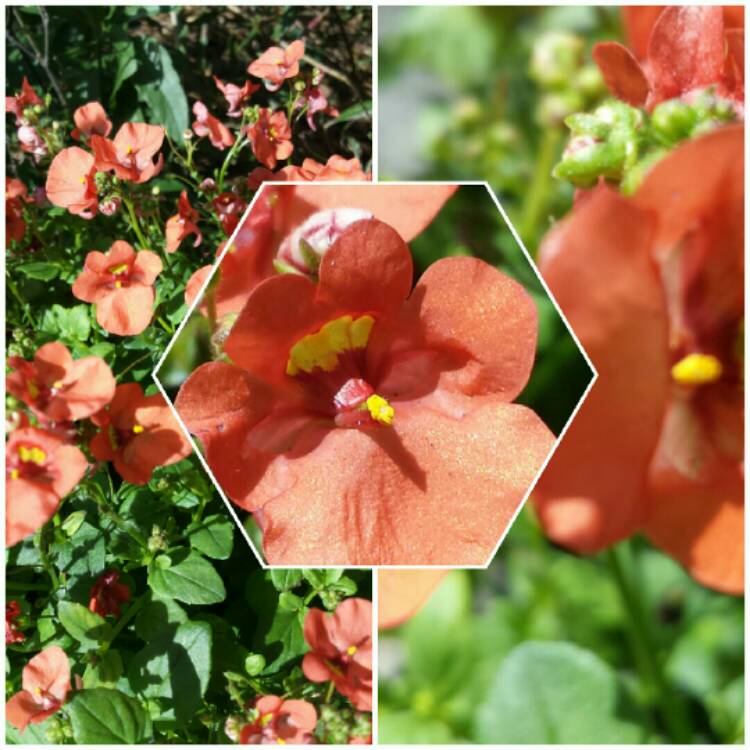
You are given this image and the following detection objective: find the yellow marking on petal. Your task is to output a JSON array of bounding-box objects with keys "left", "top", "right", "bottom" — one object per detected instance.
[
  {"left": 52, "top": 380, "right": 63, "bottom": 390},
  {"left": 347, "top": 645, "right": 358, "bottom": 656},
  {"left": 260, "top": 714, "right": 274, "bottom": 728},
  {"left": 79, "top": 176, "right": 87, "bottom": 185},
  {"left": 34, "top": 687, "right": 42, "bottom": 697},
  {"left": 10, "top": 469, "right": 19, "bottom": 480},
  {"left": 277, "top": 740, "right": 286, "bottom": 745},
  {"left": 114, "top": 280, "right": 122, "bottom": 289},
  {"left": 27, "top": 379, "right": 40, "bottom": 400},
  {"left": 132, "top": 424, "right": 145, "bottom": 434},
  {"left": 365, "top": 394, "right": 394, "bottom": 426},
  {"left": 18, "top": 446, "right": 46, "bottom": 465},
  {"left": 126, "top": 146, "right": 134, "bottom": 154},
  {"left": 286, "top": 314, "right": 375, "bottom": 376},
  {"left": 108, "top": 263, "right": 129, "bottom": 275},
  {"left": 671, "top": 353, "right": 723, "bottom": 386}
]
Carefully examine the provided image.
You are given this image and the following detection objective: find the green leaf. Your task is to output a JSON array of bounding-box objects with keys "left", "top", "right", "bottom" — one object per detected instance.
[
  {"left": 134, "top": 37, "right": 188, "bottom": 142},
  {"left": 332, "top": 100, "right": 372, "bottom": 124},
  {"left": 83, "top": 650, "right": 123, "bottom": 689},
  {"left": 148, "top": 551, "right": 226, "bottom": 604},
  {"left": 474, "top": 642, "right": 646, "bottom": 743},
  {"left": 379, "top": 709, "right": 462, "bottom": 743},
  {"left": 135, "top": 596, "right": 187, "bottom": 641},
  {"left": 111, "top": 39, "right": 138, "bottom": 105},
  {"left": 68, "top": 688, "right": 151, "bottom": 744},
  {"left": 16, "top": 262, "right": 60, "bottom": 281},
  {"left": 189, "top": 514, "right": 234, "bottom": 560},
  {"left": 58, "top": 602, "right": 113, "bottom": 648},
  {"left": 302, "top": 569, "right": 344, "bottom": 588},
  {"left": 40, "top": 304, "right": 91, "bottom": 342},
  {"left": 128, "top": 621, "right": 212, "bottom": 723},
  {"left": 269, "top": 569, "right": 304, "bottom": 592}
]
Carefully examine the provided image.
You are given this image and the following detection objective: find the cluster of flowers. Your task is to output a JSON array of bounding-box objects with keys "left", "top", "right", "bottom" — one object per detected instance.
[
  {"left": 6, "top": 596, "right": 372, "bottom": 745},
  {"left": 6, "top": 341, "right": 191, "bottom": 546}
]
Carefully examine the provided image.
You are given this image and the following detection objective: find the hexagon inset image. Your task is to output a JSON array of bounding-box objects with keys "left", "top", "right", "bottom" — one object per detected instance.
[{"left": 154, "top": 184, "right": 593, "bottom": 566}]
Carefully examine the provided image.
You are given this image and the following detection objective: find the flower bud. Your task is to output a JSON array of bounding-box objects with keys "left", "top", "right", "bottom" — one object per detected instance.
[
  {"left": 294, "top": 79, "right": 306, "bottom": 92},
  {"left": 276, "top": 207, "right": 374, "bottom": 275},
  {"left": 182, "top": 129, "right": 193, "bottom": 141},
  {"left": 151, "top": 185, "right": 161, "bottom": 196},
  {"left": 530, "top": 31, "right": 584, "bottom": 89},
  {"left": 99, "top": 196, "right": 121, "bottom": 216}
]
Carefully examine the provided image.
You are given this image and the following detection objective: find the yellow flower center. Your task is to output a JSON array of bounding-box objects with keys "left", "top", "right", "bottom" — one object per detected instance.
[
  {"left": 132, "top": 424, "right": 145, "bottom": 434},
  {"left": 18, "top": 445, "right": 46, "bottom": 465},
  {"left": 27, "top": 379, "right": 40, "bottom": 399},
  {"left": 10, "top": 469, "right": 20, "bottom": 480},
  {"left": 79, "top": 176, "right": 87, "bottom": 185},
  {"left": 671, "top": 353, "right": 723, "bottom": 386},
  {"left": 364, "top": 395, "right": 394, "bottom": 426},
  {"left": 269, "top": 127, "right": 278, "bottom": 138},
  {"left": 286, "top": 314, "right": 374, "bottom": 376},
  {"left": 346, "top": 645, "right": 358, "bottom": 656},
  {"left": 52, "top": 380, "right": 63, "bottom": 390},
  {"left": 108, "top": 263, "right": 129, "bottom": 275},
  {"left": 260, "top": 714, "right": 274, "bottom": 728}
]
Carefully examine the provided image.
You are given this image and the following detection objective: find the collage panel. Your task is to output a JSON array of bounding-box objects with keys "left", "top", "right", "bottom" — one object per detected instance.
[
  {"left": 6, "top": 4, "right": 373, "bottom": 745},
  {"left": 378, "top": 4, "right": 744, "bottom": 746}
]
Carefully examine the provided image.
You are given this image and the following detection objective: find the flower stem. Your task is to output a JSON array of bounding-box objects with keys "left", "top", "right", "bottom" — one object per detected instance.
[
  {"left": 325, "top": 680, "right": 335, "bottom": 704},
  {"left": 606, "top": 544, "right": 692, "bottom": 742},
  {"left": 122, "top": 195, "right": 150, "bottom": 250},
  {"left": 517, "top": 126, "right": 562, "bottom": 250}
]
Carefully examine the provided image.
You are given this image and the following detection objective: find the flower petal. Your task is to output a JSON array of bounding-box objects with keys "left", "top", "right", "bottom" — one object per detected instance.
[
  {"left": 96, "top": 286, "right": 155, "bottom": 336},
  {"left": 6, "top": 479, "right": 60, "bottom": 548},
  {"left": 534, "top": 186, "right": 670, "bottom": 553},
  {"left": 592, "top": 42, "right": 649, "bottom": 106},
  {"left": 22, "top": 646, "right": 70, "bottom": 703},
  {"left": 378, "top": 569, "right": 448, "bottom": 629}
]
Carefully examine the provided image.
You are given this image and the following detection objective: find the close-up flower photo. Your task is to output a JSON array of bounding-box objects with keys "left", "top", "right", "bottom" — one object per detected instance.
[{"left": 159, "top": 183, "right": 592, "bottom": 567}]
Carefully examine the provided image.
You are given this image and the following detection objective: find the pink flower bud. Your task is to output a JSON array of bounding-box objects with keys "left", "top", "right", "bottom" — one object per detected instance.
[{"left": 99, "top": 197, "right": 121, "bottom": 216}]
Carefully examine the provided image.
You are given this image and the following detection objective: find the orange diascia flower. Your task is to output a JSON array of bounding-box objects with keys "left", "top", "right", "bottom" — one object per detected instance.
[
  {"left": 17, "top": 125, "right": 47, "bottom": 161},
  {"left": 45, "top": 146, "right": 99, "bottom": 218},
  {"left": 71, "top": 101, "right": 113, "bottom": 140},
  {"left": 5, "top": 76, "right": 42, "bottom": 125},
  {"left": 6, "top": 427, "right": 89, "bottom": 547},
  {"left": 212, "top": 191, "right": 248, "bottom": 236},
  {"left": 6, "top": 646, "right": 71, "bottom": 731},
  {"left": 192, "top": 101, "right": 235, "bottom": 150},
  {"left": 378, "top": 570, "right": 449, "bottom": 629},
  {"left": 213, "top": 76, "right": 260, "bottom": 117},
  {"left": 72, "top": 240, "right": 163, "bottom": 336},
  {"left": 593, "top": 6, "right": 744, "bottom": 108},
  {"left": 8, "top": 342, "right": 115, "bottom": 422},
  {"left": 176, "top": 203, "right": 554, "bottom": 566},
  {"left": 303, "top": 598, "right": 372, "bottom": 711},
  {"left": 90, "top": 383, "right": 191, "bottom": 485},
  {"left": 239, "top": 695, "right": 317, "bottom": 745},
  {"left": 247, "top": 108, "right": 293, "bottom": 169},
  {"left": 248, "top": 40, "right": 305, "bottom": 91},
  {"left": 88, "top": 569, "right": 131, "bottom": 618},
  {"left": 165, "top": 191, "right": 202, "bottom": 254},
  {"left": 90, "top": 122, "right": 164, "bottom": 183},
  {"left": 248, "top": 156, "right": 370, "bottom": 190},
  {"left": 6, "top": 177, "right": 29, "bottom": 244},
  {"left": 535, "top": 126, "right": 743, "bottom": 594}
]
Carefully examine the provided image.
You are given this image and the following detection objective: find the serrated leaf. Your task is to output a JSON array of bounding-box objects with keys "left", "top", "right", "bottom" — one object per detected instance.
[
  {"left": 189, "top": 514, "right": 234, "bottom": 560},
  {"left": 474, "top": 641, "right": 646, "bottom": 743},
  {"left": 68, "top": 688, "right": 151, "bottom": 744},
  {"left": 128, "top": 621, "right": 212, "bottom": 723},
  {"left": 148, "top": 550, "right": 226, "bottom": 604},
  {"left": 58, "top": 601, "right": 113, "bottom": 648}
]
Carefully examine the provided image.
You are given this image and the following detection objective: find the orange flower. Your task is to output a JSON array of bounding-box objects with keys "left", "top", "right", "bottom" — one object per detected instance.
[
  {"left": 71, "top": 101, "right": 113, "bottom": 140},
  {"left": 6, "top": 427, "right": 88, "bottom": 547},
  {"left": 90, "top": 122, "right": 164, "bottom": 183},
  {"left": 165, "top": 190, "right": 202, "bottom": 254},
  {"left": 6, "top": 76, "right": 42, "bottom": 125},
  {"left": 378, "top": 570, "right": 448, "bottom": 629},
  {"left": 72, "top": 240, "right": 163, "bottom": 336},
  {"left": 247, "top": 108, "right": 293, "bottom": 169},
  {"left": 593, "top": 6, "right": 744, "bottom": 108},
  {"left": 8, "top": 342, "right": 115, "bottom": 422},
  {"left": 192, "top": 101, "right": 235, "bottom": 150},
  {"left": 89, "top": 383, "right": 191, "bottom": 485},
  {"left": 175, "top": 211, "right": 554, "bottom": 565},
  {"left": 88, "top": 570, "right": 131, "bottom": 618},
  {"left": 303, "top": 598, "right": 372, "bottom": 710},
  {"left": 17, "top": 125, "right": 47, "bottom": 161},
  {"left": 212, "top": 191, "right": 247, "bottom": 236},
  {"left": 248, "top": 40, "right": 305, "bottom": 90},
  {"left": 213, "top": 77, "right": 260, "bottom": 117},
  {"left": 6, "top": 177, "right": 29, "bottom": 244},
  {"left": 239, "top": 696, "right": 317, "bottom": 744},
  {"left": 45, "top": 146, "right": 99, "bottom": 218},
  {"left": 248, "top": 156, "right": 370, "bottom": 189},
  {"left": 6, "top": 646, "right": 71, "bottom": 731},
  {"left": 534, "top": 126, "right": 743, "bottom": 594}
]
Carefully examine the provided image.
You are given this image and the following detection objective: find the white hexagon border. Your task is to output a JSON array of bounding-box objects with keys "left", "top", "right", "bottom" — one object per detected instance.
[{"left": 152, "top": 180, "right": 598, "bottom": 570}]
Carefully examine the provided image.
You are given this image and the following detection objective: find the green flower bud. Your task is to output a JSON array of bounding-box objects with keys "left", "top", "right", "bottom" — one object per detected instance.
[
  {"left": 244, "top": 653, "right": 266, "bottom": 676},
  {"left": 651, "top": 99, "right": 698, "bottom": 145},
  {"left": 530, "top": 31, "right": 584, "bottom": 89}
]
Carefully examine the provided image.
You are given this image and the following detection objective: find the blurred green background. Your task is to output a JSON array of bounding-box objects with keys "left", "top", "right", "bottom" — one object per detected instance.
[{"left": 378, "top": 6, "right": 744, "bottom": 746}]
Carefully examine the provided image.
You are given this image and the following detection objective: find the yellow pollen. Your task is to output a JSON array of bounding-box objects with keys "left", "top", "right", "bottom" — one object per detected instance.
[
  {"left": 346, "top": 645, "right": 358, "bottom": 656},
  {"left": 34, "top": 687, "right": 42, "bottom": 697},
  {"left": 132, "top": 424, "right": 145, "bottom": 434},
  {"left": 671, "top": 353, "right": 723, "bottom": 386},
  {"left": 52, "top": 380, "right": 63, "bottom": 389},
  {"left": 277, "top": 740, "right": 286, "bottom": 745},
  {"left": 365, "top": 394, "right": 395, "bottom": 426},
  {"left": 260, "top": 714, "right": 274, "bottom": 728},
  {"left": 18, "top": 446, "right": 46, "bottom": 465},
  {"left": 286, "top": 314, "right": 375, "bottom": 376},
  {"left": 108, "top": 263, "right": 129, "bottom": 275},
  {"left": 79, "top": 176, "right": 87, "bottom": 185},
  {"left": 114, "top": 280, "right": 122, "bottom": 288},
  {"left": 126, "top": 146, "right": 134, "bottom": 154},
  {"left": 27, "top": 379, "right": 40, "bottom": 399},
  {"left": 10, "top": 469, "right": 19, "bottom": 480}
]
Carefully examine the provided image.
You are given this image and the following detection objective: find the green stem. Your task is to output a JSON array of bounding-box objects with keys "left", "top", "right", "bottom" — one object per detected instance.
[
  {"left": 99, "top": 591, "right": 149, "bottom": 655},
  {"left": 89, "top": 479, "right": 149, "bottom": 550},
  {"left": 115, "top": 351, "right": 153, "bottom": 381},
  {"left": 6, "top": 581, "right": 49, "bottom": 592},
  {"left": 217, "top": 135, "right": 247, "bottom": 193},
  {"left": 517, "top": 127, "right": 562, "bottom": 249},
  {"left": 122, "top": 196, "right": 150, "bottom": 250},
  {"left": 606, "top": 545, "right": 692, "bottom": 742},
  {"left": 324, "top": 680, "right": 335, "bottom": 704}
]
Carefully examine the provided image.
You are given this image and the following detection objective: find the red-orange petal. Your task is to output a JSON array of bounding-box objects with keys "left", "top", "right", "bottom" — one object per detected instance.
[
  {"left": 50, "top": 355, "right": 116, "bottom": 421},
  {"left": 96, "top": 286, "right": 154, "bottom": 336},
  {"left": 534, "top": 186, "right": 670, "bottom": 553},
  {"left": 592, "top": 41, "right": 649, "bottom": 106},
  {"left": 50, "top": 445, "right": 89, "bottom": 499},
  {"left": 6, "top": 478, "right": 60, "bottom": 547},
  {"left": 22, "top": 646, "right": 70, "bottom": 703},
  {"left": 258, "top": 396, "right": 554, "bottom": 565},
  {"left": 378, "top": 569, "right": 448, "bottom": 629}
]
